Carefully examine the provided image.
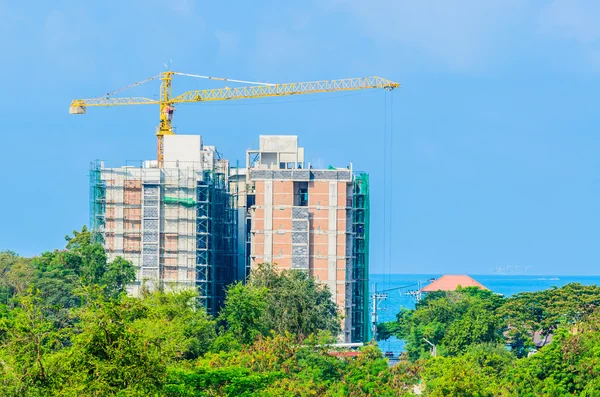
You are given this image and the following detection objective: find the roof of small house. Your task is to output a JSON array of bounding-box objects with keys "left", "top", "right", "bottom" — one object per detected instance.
[
  {"left": 421, "top": 274, "right": 489, "bottom": 292},
  {"left": 533, "top": 331, "right": 553, "bottom": 348}
]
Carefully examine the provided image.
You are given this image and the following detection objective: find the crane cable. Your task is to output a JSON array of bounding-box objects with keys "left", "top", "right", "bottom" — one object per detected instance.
[
  {"left": 389, "top": 92, "right": 394, "bottom": 290},
  {"left": 375, "top": 90, "right": 395, "bottom": 348},
  {"left": 104, "top": 74, "right": 161, "bottom": 98},
  {"left": 173, "top": 72, "right": 276, "bottom": 86},
  {"left": 383, "top": 91, "right": 388, "bottom": 292},
  {"left": 102, "top": 72, "right": 274, "bottom": 99},
  {"left": 381, "top": 90, "right": 395, "bottom": 294}
]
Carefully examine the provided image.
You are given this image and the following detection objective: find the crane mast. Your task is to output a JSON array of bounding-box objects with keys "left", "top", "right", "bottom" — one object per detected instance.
[
  {"left": 70, "top": 71, "right": 399, "bottom": 166},
  {"left": 158, "top": 72, "right": 175, "bottom": 167}
]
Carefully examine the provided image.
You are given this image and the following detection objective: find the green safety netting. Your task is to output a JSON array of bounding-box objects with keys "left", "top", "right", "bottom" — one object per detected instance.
[{"left": 164, "top": 196, "right": 196, "bottom": 207}]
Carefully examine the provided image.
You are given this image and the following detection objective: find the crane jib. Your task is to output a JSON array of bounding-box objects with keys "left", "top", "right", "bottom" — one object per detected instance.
[{"left": 70, "top": 71, "right": 400, "bottom": 165}]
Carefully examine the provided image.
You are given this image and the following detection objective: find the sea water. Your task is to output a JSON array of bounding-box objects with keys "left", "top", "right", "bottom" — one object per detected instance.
[{"left": 369, "top": 273, "right": 600, "bottom": 356}]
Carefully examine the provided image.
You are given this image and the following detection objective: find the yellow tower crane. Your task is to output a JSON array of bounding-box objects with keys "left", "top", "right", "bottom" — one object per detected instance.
[{"left": 70, "top": 71, "right": 400, "bottom": 166}]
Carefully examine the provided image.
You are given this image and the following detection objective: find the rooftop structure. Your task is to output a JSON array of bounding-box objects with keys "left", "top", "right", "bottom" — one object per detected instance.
[
  {"left": 533, "top": 331, "right": 553, "bottom": 349},
  {"left": 421, "top": 274, "right": 489, "bottom": 292}
]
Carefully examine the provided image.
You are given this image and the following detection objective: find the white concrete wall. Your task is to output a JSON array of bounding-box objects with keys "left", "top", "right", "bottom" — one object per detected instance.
[
  {"left": 164, "top": 135, "right": 202, "bottom": 166},
  {"left": 256, "top": 136, "right": 305, "bottom": 168},
  {"left": 260, "top": 153, "right": 278, "bottom": 169},
  {"left": 260, "top": 135, "right": 297, "bottom": 152}
]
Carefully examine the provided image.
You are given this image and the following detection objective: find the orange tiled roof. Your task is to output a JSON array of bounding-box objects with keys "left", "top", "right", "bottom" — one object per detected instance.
[{"left": 421, "top": 274, "right": 488, "bottom": 292}]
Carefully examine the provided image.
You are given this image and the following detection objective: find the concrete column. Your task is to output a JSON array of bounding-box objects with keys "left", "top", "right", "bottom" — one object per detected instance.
[
  {"left": 328, "top": 182, "right": 337, "bottom": 295},
  {"left": 264, "top": 180, "right": 273, "bottom": 263}
]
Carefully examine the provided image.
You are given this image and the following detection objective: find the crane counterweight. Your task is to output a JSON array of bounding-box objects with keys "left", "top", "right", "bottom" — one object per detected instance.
[{"left": 69, "top": 105, "right": 86, "bottom": 115}]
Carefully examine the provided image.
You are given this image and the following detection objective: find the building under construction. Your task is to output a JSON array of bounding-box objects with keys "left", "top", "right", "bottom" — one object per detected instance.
[
  {"left": 73, "top": 69, "right": 398, "bottom": 345},
  {"left": 90, "top": 134, "right": 369, "bottom": 341},
  {"left": 229, "top": 136, "right": 370, "bottom": 342},
  {"left": 89, "top": 135, "right": 236, "bottom": 315}
]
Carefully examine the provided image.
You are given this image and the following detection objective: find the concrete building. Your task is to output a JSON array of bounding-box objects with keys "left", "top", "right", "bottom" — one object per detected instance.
[
  {"left": 90, "top": 134, "right": 370, "bottom": 341},
  {"left": 233, "top": 136, "right": 370, "bottom": 342},
  {"left": 89, "top": 135, "right": 236, "bottom": 315}
]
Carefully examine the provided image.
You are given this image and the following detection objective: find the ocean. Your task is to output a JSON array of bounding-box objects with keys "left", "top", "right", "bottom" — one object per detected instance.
[{"left": 369, "top": 273, "right": 600, "bottom": 355}]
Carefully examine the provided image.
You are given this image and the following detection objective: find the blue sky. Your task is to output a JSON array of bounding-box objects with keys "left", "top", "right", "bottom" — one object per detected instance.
[{"left": 1, "top": 0, "right": 598, "bottom": 275}]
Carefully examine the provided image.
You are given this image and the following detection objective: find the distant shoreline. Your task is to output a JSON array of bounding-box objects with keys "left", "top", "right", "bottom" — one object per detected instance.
[{"left": 370, "top": 273, "right": 600, "bottom": 277}]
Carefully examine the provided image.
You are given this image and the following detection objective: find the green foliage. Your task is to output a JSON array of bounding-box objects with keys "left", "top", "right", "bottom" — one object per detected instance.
[
  {"left": 381, "top": 287, "right": 504, "bottom": 360},
  {"left": 43, "top": 289, "right": 214, "bottom": 395},
  {"left": 7, "top": 228, "right": 600, "bottom": 395},
  {"left": 0, "top": 251, "right": 33, "bottom": 306},
  {"left": 381, "top": 283, "right": 600, "bottom": 394},
  {"left": 504, "top": 283, "right": 600, "bottom": 331},
  {"left": 1, "top": 227, "right": 136, "bottom": 325},
  {"left": 443, "top": 304, "right": 501, "bottom": 356},
  {"left": 0, "top": 291, "right": 65, "bottom": 396},
  {"left": 1, "top": 287, "right": 216, "bottom": 395},
  {"left": 421, "top": 343, "right": 514, "bottom": 396},
  {"left": 3, "top": 232, "right": 409, "bottom": 396},
  {"left": 248, "top": 263, "right": 341, "bottom": 338},
  {"left": 423, "top": 356, "right": 496, "bottom": 397},
  {"left": 506, "top": 314, "right": 600, "bottom": 396},
  {"left": 50, "top": 292, "right": 167, "bottom": 395},
  {"left": 215, "top": 264, "right": 341, "bottom": 348},
  {"left": 382, "top": 283, "right": 600, "bottom": 361},
  {"left": 64, "top": 226, "right": 109, "bottom": 284},
  {"left": 499, "top": 283, "right": 600, "bottom": 356},
  {"left": 132, "top": 289, "right": 216, "bottom": 360},
  {"left": 217, "top": 282, "right": 268, "bottom": 345},
  {"left": 101, "top": 256, "right": 136, "bottom": 300},
  {"left": 463, "top": 343, "right": 515, "bottom": 379},
  {"left": 164, "top": 335, "right": 414, "bottom": 397}
]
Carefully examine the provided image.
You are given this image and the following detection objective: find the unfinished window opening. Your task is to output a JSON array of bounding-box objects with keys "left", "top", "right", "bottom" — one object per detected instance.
[{"left": 294, "top": 181, "right": 308, "bottom": 207}]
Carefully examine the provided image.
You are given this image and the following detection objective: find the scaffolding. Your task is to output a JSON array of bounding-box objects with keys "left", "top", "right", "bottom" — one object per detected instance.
[
  {"left": 89, "top": 161, "right": 106, "bottom": 242},
  {"left": 161, "top": 164, "right": 198, "bottom": 295},
  {"left": 89, "top": 159, "right": 236, "bottom": 315},
  {"left": 196, "top": 169, "right": 236, "bottom": 314},
  {"left": 351, "top": 172, "right": 370, "bottom": 342},
  {"left": 228, "top": 160, "right": 250, "bottom": 282}
]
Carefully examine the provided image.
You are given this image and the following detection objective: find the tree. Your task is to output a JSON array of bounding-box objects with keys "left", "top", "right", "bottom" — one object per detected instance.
[
  {"left": 442, "top": 305, "right": 501, "bottom": 356},
  {"left": 248, "top": 263, "right": 341, "bottom": 338},
  {"left": 498, "top": 283, "right": 600, "bottom": 357},
  {"left": 421, "top": 343, "right": 514, "bottom": 397},
  {"left": 422, "top": 356, "right": 496, "bottom": 397},
  {"left": 2, "top": 231, "right": 433, "bottom": 396},
  {"left": 507, "top": 313, "right": 600, "bottom": 396},
  {"left": 64, "top": 226, "right": 108, "bottom": 284},
  {"left": 217, "top": 282, "right": 268, "bottom": 345},
  {"left": 215, "top": 264, "right": 341, "bottom": 346},
  {"left": 380, "top": 287, "right": 504, "bottom": 360},
  {"left": 132, "top": 289, "right": 216, "bottom": 360},
  {"left": 46, "top": 288, "right": 216, "bottom": 395},
  {"left": 0, "top": 251, "right": 33, "bottom": 307},
  {"left": 27, "top": 227, "right": 136, "bottom": 318},
  {"left": 163, "top": 334, "right": 409, "bottom": 397},
  {"left": 48, "top": 291, "right": 166, "bottom": 395},
  {"left": 0, "top": 291, "right": 64, "bottom": 396},
  {"left": 101, "top": 256, "right": 136, "bottom": 300},
  {"left": 63, "top": 226, "right": 136, "bottom": 297}
]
